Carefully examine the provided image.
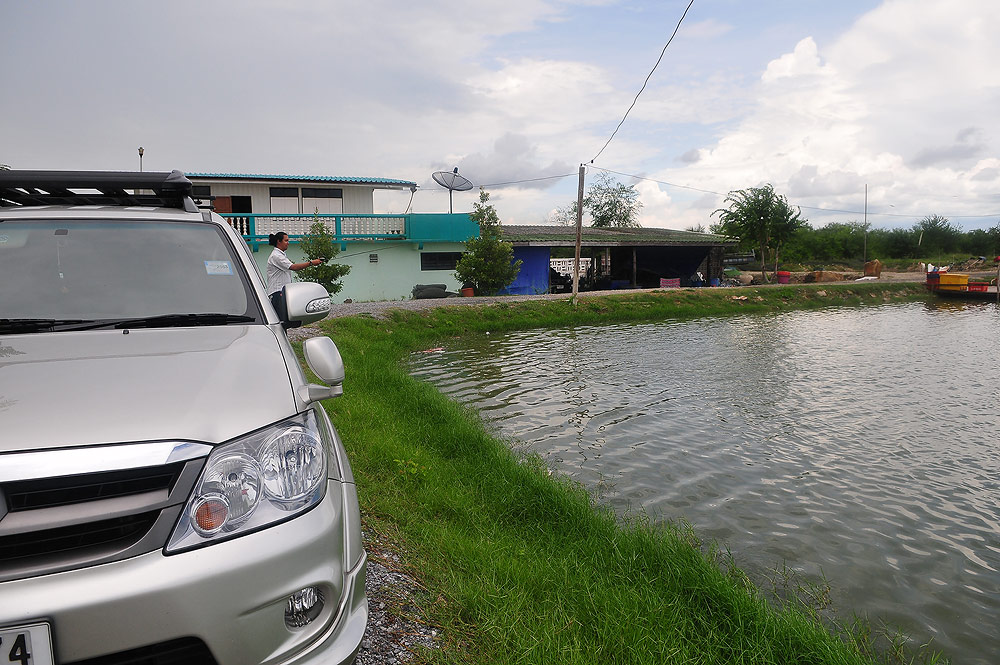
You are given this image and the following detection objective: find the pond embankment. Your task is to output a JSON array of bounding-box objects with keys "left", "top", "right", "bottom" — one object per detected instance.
[{"left": 306, "top": 282, "right": 944, "bottom": 665}]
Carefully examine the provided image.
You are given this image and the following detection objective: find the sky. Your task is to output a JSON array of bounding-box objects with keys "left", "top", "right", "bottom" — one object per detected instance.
[{"left": 3, "top": 0, "right": 999, "bottom": 231}]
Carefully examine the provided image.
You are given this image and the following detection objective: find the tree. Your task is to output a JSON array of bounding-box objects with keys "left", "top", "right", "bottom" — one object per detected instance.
[
  {"left": 961, "top": 223, "right": 1000, "bottom": 256},
  {"left": 913, "top": 214, "right": 961, "bottom": 256},
  {"left": 454, "top": 190, "right": 522, "bottom": 295},
  {"left": 879, "top": 227, "right": 920, "bottom": 259},
  {"left": 551, "top": 202, "right": 579, "bottom": 226},
  {"left": 712, "top": 184, "right": 805, "bottom": 282},
  {"left": 584, "top": 172, "right": 642, "bottom": 228},
  {"left": 297, "top": 219, "right": 351, "bottom": 295}
]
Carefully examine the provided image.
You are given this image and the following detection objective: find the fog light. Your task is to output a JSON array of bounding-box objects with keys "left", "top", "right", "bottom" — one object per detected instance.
[{"left": 285, "top": 586, "right": 324, "bottom": 628}]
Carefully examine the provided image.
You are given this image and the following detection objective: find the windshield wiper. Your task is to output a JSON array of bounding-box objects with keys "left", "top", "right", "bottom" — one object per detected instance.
[
  {"left": 4, "top": 313, "right": 256, "bottom": 333},
  {"left": 0, "top": 318, "right": 90, "bottom": 334},
  {"left": 112, "top": 313, "right": 256, "bottom": 329}
]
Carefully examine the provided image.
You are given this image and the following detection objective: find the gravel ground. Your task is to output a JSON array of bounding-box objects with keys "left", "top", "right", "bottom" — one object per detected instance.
[
  {"left": 356, "top": 528, "right": 440, "bottom": 665},
  {"left": 299, "top": 272, "right": 928, "bottom": 663}
]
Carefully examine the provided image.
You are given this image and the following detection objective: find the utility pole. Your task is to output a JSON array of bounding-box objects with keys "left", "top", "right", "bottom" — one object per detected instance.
[
  {"left": 572, "top": 164, "right": 585, "bottom": 298},
  {"left": 863, "top": 183, "right": 868, "bottom": 264}
]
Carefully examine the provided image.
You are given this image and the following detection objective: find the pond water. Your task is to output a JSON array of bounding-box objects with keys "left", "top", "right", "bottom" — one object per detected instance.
[{"left": 409, "top": 301, "right": 1000, "bottom": 663}]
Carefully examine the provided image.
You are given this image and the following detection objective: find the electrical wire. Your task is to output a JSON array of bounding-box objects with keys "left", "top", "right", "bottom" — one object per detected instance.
[
  {"left": 589, "top": 0, "right": 697, "bottom": 164},
  {"left": 590, "top": 165, "right": 1000, "bottom": 220},
  {"left": 478, "top": 172, "right": 577, "bottom": 188},
  {"left": 334, "top": 241, "right": 413, "bottom": 261},
  {"left": 592, "top": 166, "right": 724, "bottom": 197}
]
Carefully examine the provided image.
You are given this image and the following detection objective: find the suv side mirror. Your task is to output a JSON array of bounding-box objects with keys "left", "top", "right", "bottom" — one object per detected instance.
[
  {"left": 283, "top": 282, "right": 331, "bottom": 327},
  {"left": 299, "top": 336, "right": 345, "bottom": 403}
]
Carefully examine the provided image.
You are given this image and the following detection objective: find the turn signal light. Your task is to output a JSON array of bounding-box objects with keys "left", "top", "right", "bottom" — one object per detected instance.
[{"left": 193, "top": 497, "right": 229, "bottom": 534}]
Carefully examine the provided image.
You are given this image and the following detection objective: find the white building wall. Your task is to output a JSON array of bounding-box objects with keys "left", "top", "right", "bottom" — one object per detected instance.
[
  {"left": 190, "top": 179, "right": 376, "bottom": 215},
  {"left": 342, "top": 187, "right": 375, "bottom": 214}
]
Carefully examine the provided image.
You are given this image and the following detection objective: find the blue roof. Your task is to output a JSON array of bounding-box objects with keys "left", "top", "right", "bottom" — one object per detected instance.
[{"left": 187, "top": 172, "right": 416, "bottom": 187}]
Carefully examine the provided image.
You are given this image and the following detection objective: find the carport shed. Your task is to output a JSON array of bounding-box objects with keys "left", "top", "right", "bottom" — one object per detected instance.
[{"left": 500, "top": 225, "right": 738, "bottom": 294}]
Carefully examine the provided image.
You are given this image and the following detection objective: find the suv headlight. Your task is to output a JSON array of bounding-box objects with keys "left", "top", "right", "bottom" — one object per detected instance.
[{"left": 166, "top": 411, "right": 329, "bottom": 553}]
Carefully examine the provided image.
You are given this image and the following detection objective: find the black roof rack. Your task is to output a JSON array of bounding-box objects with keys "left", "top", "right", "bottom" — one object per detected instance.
[{"left": 0, "top": 170, "right": 199, "bottom": 212}]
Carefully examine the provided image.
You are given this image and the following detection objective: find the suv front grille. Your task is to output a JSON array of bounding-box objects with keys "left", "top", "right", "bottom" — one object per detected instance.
[
  {"left": 0, "top": 511, "right": 160, "bottom": 564},
  {"left": 65, "top": 637, "right": 218, "bottom": 665},
  {"left": 5, "top": 464, "right": 183, "bottom": 511},
  {"left": 0, "top": 443, "right": 208, "bottom": 582}
]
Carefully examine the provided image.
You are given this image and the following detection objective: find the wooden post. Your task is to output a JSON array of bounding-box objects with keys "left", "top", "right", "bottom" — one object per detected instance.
[
  {"left": 572, "top": 164, "right": 585, "bottom": 298},
  {"left": 632, "top": 248, "right": 637, "bottom": 287}
]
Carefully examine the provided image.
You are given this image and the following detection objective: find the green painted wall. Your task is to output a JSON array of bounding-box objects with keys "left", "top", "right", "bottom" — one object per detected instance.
[
  {"left": 407, "top": 213, "right": 479, "bottom": 242},
  {"left": 250, "top": 240, "right": 468, "bottom": 302},
  {"left": 243, "top": 212, "right": 477, "bottom": 302}
]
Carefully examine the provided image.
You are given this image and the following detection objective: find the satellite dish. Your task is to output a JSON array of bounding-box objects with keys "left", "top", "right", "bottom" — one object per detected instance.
[{"left": 432, "top": 167, "right": 474, "bottom": 213}]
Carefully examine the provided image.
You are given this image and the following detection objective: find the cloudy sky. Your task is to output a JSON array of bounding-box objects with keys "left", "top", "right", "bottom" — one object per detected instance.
[{"left": 3, "top": 0, "right": 999, "bottom": 230}]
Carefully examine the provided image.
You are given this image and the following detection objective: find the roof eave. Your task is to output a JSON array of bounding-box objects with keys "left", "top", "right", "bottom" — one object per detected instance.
[
  {"left": 186, "top": 173, "right": 417, "bottom": 189},
  {"left": 511, "top": 240, "right": 738, "bottom": 247}
]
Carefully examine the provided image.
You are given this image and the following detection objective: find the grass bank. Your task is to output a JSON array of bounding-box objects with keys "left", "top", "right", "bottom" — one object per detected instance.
[{"left": 311, "top": 283, "right": 939, "bottom": 664}]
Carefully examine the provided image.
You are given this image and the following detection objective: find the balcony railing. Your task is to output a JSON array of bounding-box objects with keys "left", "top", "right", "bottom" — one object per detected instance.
[
  {"left": 222, "top": 212, "right": 480, "bottom": 250},
  {"left": 222, "top": 213, "right": 406, "bottom": 248}
]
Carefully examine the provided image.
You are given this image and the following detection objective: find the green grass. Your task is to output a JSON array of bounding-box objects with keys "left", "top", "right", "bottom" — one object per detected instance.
[{"left": 308, "top": 284, "right": 944, "bottom": 664}]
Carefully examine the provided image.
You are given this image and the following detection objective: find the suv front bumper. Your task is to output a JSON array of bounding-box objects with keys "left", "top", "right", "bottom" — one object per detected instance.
[{"left": 0, "top": 480, "right": 367, "bottom": 665}]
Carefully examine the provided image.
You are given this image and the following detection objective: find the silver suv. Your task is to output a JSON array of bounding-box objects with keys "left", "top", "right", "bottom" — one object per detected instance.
[{"left": 0, "top": 171, "right": 367, "bottom": 665}]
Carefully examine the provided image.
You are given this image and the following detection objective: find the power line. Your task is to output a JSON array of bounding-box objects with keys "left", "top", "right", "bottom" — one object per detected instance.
[
  {"left": 478, "top": 172, "right": 577, "bottom": 188},
  {"left": 413, "top": 163, "right": 998, "bottom": 221},
  {"left": 335, "top": 241, "right": 412, "bottom": 260},
  {"left": 590, "top": 165, "right": 1000, "bottom": 220},
  {"left": 589, "top": 0, "right": 697, "bottom": 164},
  {"left": 403, "top": 172, "right": 574, "bottom": 195},
  {"left": 593, "top": 166, "right": 724, "bottom": 197}
]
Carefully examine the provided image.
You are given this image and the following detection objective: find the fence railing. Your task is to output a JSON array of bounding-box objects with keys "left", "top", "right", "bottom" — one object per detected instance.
[
  {"left": 222, "top": 213, "right": 408, "bottom": 249},
  {"left": 722, "top": 250, "right": 756, "bottom": 265}
]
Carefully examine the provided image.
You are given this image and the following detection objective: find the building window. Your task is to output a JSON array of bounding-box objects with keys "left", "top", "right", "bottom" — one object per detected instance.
[
  {"left": 302, "top": 188, "right": 344, "bottom": 215},
  {"left": 420, "top": 252, "right": 462, "bottom": 271},
  {"left": 230, "top": 196, "right": 252, "bottom": 214},
  {"left": 369, "top": 254, "right": 379, "bottom": 263},
  {"left": 269, "top": 187, "right": 299, "bottom": 214},
  {"left": 192, "top": 185, "right": 211, "bottom": 197},
  {"left": 301, "top": 188, "right": 343, "bottom": 198}
]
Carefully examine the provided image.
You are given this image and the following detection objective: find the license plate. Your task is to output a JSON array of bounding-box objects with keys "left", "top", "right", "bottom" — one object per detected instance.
[{"left": 0, "top": 623, "right": 53, "bottom": 665}]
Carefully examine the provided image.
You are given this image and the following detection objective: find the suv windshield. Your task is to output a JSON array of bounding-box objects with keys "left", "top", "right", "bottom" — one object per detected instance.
[{"left": 1, "top": 219, "right": 259, "bottom": 322}]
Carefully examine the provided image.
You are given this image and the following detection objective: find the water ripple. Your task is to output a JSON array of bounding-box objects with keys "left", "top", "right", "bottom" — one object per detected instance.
[{"left": 410, "top": 303, "right": 1000, "bottom": 663}]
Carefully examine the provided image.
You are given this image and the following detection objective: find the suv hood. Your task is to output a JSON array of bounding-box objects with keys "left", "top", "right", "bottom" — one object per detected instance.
[{"left": 0, "top": 326, "right": 297, "bottom": 451}]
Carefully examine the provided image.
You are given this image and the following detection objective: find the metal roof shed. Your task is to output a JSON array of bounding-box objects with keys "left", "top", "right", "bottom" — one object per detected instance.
[{"left": 501, "top": 225, "right": 738, "bottom": 292}]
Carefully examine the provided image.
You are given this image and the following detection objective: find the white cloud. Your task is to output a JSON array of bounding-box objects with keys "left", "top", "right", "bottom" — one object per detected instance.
[
  {"left": 761, "top": 37, "right": 825, "bottom": 82},
  {"left": 659, "top": 0, "right": 1000, "bottom": 228},
  {"left": 3, "top": 0, "right": 1000, "bottom": 229}
]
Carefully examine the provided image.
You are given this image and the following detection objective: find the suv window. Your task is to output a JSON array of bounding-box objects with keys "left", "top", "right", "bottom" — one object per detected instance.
[{"left": 0, "top": 219, "right": 260, "bottom": 320}]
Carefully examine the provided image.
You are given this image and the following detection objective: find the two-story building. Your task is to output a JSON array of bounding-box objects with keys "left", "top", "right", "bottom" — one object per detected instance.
[
  {"left": 187, "top": 173, "right": 479, "bottom": 301},
  {"left": 188, "top": 172, "right": 736, "bottom": 301}
]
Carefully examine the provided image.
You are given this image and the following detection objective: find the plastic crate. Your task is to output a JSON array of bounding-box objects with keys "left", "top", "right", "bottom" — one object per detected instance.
[{"left": 938, "top": 272, "right": 969, "bottom": 286}]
